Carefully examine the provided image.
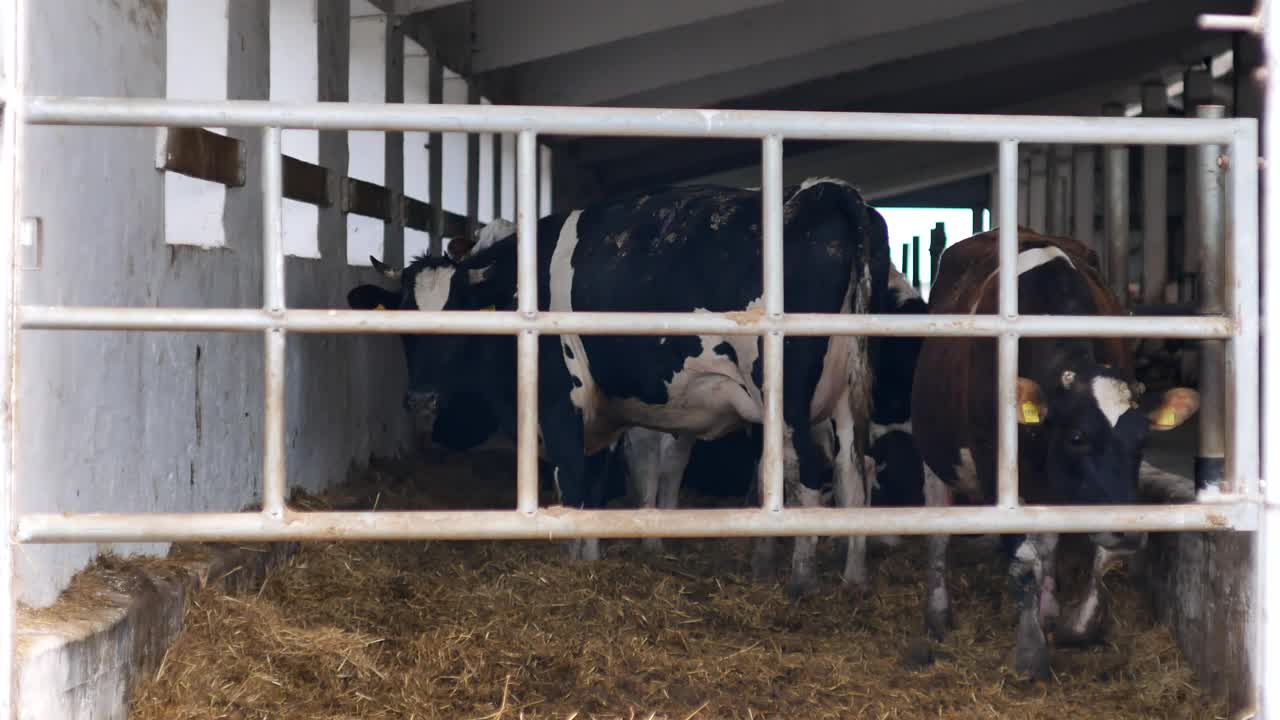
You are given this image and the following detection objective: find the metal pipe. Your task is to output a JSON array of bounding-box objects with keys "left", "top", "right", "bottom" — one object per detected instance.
[
  {"left": 261, "top": 127, "right": 286, "bottom": 518},
  {"left": 14, "top": 501, "right": 1256, "bottom": 544},
  {"left": 1193, "top": 104, "right": 1227, "bottom": 493},
  {"left": 1257, "top": 1, "right": 1278, "bottom": 707},
  {"left": 515, "top": 130, "right": 539, "bottom": 514},
  {"left": 1018, "top": 151, "right": 1030, "bottom": 227},
  {"left": 901, "top": 243, "right": 909, "bottom": 279},
  {"left": 760, "top": 135, "right": 785, "bottom": 512},
  {"left": 17, "top": 305, "right": 1237, "bottom": 339},
  {"left": 466, "top": 82, "right": 480, "bottom": 237},
  {"left": 24, "top": 96, "right": 1244, "bottom": 145},
  {"left": 1197, "top": 12, "right": 1262, "bottom": 33},
  {"left": 1028, "top": 144, "right": 1048, "bottom": 232},
  {"left": 428, "top": 59, "right": 443, "bottom": 253},
  {"left": 0, "top": 0, "right": 25, "bottom": 715},
  {"left": 1227, "top": 122, "right": 1260, "bottom": 501},
  {"left": 1142, "top": 81, "right": 1170, "bottom": 305},
  {"left": 997, "top": 139, "right": 1020, "bottom": 509},
  {"left": 1103, "top": 102, "right": 1131, "bottom": 306},
  {"left": 1073, "top": 146, "right": 1096, "bottom": 249},
  {"left": 911, "top": 235, "right": 921, "bottom": 289}
]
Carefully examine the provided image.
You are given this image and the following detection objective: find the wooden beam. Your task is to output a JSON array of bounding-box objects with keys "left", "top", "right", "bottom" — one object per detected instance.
[
  {"left": 154, "top": 127, "right": 245, "bottom": 187},
  {"left": 343, "top": 177, "right": 396, "bottom": 221},
  {"left": 282, "top": 155, "right": 331, "bottom": 207}
]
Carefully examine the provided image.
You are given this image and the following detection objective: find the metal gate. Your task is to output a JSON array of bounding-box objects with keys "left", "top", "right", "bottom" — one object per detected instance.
[{"left": 3, "top": 1, "right": 1279, "bottom": 718}]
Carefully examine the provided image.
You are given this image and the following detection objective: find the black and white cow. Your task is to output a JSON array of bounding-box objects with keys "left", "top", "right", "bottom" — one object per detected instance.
[
  {"left": 352, "top": 179, "right": 888, "bottom": 597},
  {"left": 911, "top": 226, "right": 1200, "bottom": 678}
]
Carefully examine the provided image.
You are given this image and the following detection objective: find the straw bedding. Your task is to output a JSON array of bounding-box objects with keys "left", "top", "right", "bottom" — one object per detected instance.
[{"left": 128, "top": 450, "right": 1227, "bottom": 719}]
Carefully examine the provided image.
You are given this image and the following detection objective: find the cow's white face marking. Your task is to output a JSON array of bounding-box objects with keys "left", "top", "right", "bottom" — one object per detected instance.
[
  {"left": 1016, "top": 246, "right": 1075, "bottom": 275},
  {"left": 1090, "top": 376, "right": 1134, "bottom": 427},
  {"left": 413, "top": 266, "right": 456, "bottom": 312}
]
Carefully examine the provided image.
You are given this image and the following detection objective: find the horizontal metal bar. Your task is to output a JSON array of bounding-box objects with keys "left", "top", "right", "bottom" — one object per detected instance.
[
  {"left": 18, "top": 305, "right": 1237, "bottom": 339},
  {"left": 25, "top": 96, "right": 1248, "bottom": 145},
  {"left": 1198, "top": 12, "right": 1262, "bottom": 33},
  {"left": 15, "top": 502, "right": 1256, "bottom": 543}
]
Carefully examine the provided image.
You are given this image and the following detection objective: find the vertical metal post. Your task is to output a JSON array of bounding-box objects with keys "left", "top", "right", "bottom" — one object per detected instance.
[
  {"left": 971, "top": 207, "right": 984, "bottom": 236},
  {"left": 428, "top": 58, "right": 444, "bottom": 253},
  {"left": 929, "top": 221, "right": 945, "bottom": 283},
  {"left": 1028, "top": 145, "right": 1048, "bottom": 232},
  {"left": 990, "top": 167, "right": 1001, "bottom": 229},
  {"left": 911, "top": 235, "right": 921, "bottom": 290},
  {"left": 1183, "top": 68, "right": 1214, "bottom": 291},
  {"left": 515, "top": 130, "right": 540, "bottom": 514},
  {"left": 1227, "top": 121, "right": 1260, "bottom": 500},
  {"left": 1048, "top": 145, "right": 1072, "bottom": 236},
  {"left": 1257, "top": 3, "right": 1279, "bottom": 709},
  {"left": 760, "top": 135, "right": 785, "bottom": 512},
  {"left": 1017, "top": 150, "right": 1030, "bottom": 227},
  {"left": 1193, "top": 104, "right": 1227, "bottom": 493},
  {"left": 383, "top": 14, "right": 404, "bottom": 268},
  {"left": 1103, "top": 102, "right": 1131, "bottom": 306},
  {"left": 261, "top": 127, "right": 286, "bottom": 518},
  {"left": 466, "top": 82, "right": 480, "bottom": 236},
  {"left": 1073, "top": 147, "right": 1096, "bottom": 251},
  {"left": 492, "top": 133, "right": 503, "bottom": 220},
  {"left": 0, "top": 0, "right": 24, "bottom": 714},
  {"left": 901, "top": 243, "right": 909, "bottom": 278},
  {"left": 1142, "top": 81, "right": 1170, "bottom": 305},
  {"left": 997, "top": 139, "right": 1020, "bottom": 509}
]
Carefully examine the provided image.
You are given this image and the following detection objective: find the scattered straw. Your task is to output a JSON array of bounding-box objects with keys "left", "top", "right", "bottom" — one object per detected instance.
[{"left": 128, "top": 450, "right": 1228, "bottom": 719}]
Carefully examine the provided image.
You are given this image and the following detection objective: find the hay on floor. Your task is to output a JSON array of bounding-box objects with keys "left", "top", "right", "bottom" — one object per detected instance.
[{"left": 128, "top": 451, "right": 1227, "bottom": 719}]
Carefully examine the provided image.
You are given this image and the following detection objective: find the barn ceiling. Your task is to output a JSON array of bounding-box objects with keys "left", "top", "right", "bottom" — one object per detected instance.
[{"left": 390, "top": 0, "right": 1254, "bottom": 203}]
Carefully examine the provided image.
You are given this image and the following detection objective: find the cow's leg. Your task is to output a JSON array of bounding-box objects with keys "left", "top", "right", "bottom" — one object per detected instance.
[
  {"left": 786, "top": 421, "right": 827, "bottom": 601},
  {"left": 1008, "top": 534, "right": 1054, "bottom": 680},
  {"left": 620, "top": 428, "right": 665, "bottom": 552},
  {"left": 656, "top": 433, "right": 694, "bottom": 510},
  {"left": 923, "top": 465, "right": 954, "bottom": 640},
  {"left": 750, "top": 452, "right": 780, "bottom": 581},
  {"left": 540, "top": 398, "right": 601, "bottom": 561},
  {"left": 1055, "top": 544, "right": 1120, "bottom": 646},
  {"left": 830, "top": 398, "right": 869, "bottom": 592},
  {"left": 1037, "top": 533, "right": 1060, "bottom": 632}
]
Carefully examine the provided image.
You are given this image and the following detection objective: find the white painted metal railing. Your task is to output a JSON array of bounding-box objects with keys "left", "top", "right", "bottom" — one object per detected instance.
[
  {"left": 0, "top": 4, "right": 1274, "bottom": 718},
  {"left": 9, "top": 97, "right": 1262, "bottom": 544}
]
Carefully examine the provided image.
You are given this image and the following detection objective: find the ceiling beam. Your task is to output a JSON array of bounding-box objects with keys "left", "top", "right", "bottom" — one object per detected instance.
[
  {"left": 471, "top": 0, "right": 784, "bottom": 73},
  {"left": 491, "top": 0, "right": 1030, "bottom": 105},
  {"left": 573, "top": 28, "right": 1219, "bottom": 195},
  {"left": 390, "top": 0, "right": 469, "bottom": 12},
  {"left": 604, "top": 0, "right": 1233, "bottom": 109}
]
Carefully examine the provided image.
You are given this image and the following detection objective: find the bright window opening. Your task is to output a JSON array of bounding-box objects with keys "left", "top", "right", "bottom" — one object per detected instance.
[
  {"left": 347, "top": 10, "right": 387, "bottom": 266},
  {"left": 270, "top": 0, "right": 320, "bottom": 259}
]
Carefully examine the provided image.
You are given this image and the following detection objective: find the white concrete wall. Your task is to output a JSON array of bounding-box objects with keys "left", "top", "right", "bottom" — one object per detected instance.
[
  {"left": 270, "top": 0, "right": 321, "bottom": 259},
  {"left": 17, "top": 0, "right": 410, "bottom": 608},
  {"left": 347, "top": 14, "right": 387, "bottom": 265},
  {"left": 403, "top": 39, "right": 431, "bottom": 262}
]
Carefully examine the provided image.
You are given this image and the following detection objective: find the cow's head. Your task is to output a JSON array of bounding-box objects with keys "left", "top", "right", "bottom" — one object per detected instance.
[
  {"left": 1016, "top": 366, "right": 1199, "bottom": 551},
  {"left": 350, "top": 249, "right": 515, "bottom": 428}
]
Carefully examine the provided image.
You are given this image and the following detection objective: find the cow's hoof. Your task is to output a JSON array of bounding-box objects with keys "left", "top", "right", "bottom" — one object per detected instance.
[
  {"left": 924, "top": 605, "right": 953, "bottom": 642},
  {"left": 840, "top": 574, "right": 871, "bottom": 599},
  {"left": 901, "top": 637, "right": 936, "bottom": 670},
  {"left": 564, "top": 538, "right": 603, "bottom": 562},
  {"left": 785, "top": 576, "right": 819, "bottom": 602},
  {"left": 1014, "top": 615, "right": 1051, "bottom": 681},
  {"left": 1014, "top": 640, "right": 1051, "bottom": 681}
]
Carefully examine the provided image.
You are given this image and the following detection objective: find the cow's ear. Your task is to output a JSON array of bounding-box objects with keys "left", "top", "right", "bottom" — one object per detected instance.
[
  {"left": 467, "top": 263, "right": 495, "bottom": 285},
  {"left": 1148, "top": 388, "right": 1200, "bottom": 431},
  {"left": 1016, "top": 377, "right": 1047, "bottom": 425},
  {"left": 370, "top": 256, "right": 401, "bottom": 281}
]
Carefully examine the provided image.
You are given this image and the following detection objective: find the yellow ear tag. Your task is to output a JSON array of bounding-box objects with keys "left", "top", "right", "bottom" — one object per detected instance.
[
  {"left": 1020, "top": 401, "right": 1041, "bottom": 424},
  {"left": 480, "top": 305, "right": 496, "bottom": 311},
  {"left": 1156, "top": 408, "right": 1177, "bottom": 428},
  {"left": 374, "top": 303, "right": 386, "bottom": 311}
]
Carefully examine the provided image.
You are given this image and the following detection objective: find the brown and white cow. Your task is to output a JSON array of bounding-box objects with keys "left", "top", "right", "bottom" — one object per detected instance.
[{"left": 910, "top": 226, "right": 1200, "bottom": 678}]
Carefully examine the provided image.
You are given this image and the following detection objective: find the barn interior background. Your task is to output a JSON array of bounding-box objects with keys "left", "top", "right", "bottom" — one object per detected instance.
[{"left": 1, "top": 0, "right": 1273, "bottom": 717}]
